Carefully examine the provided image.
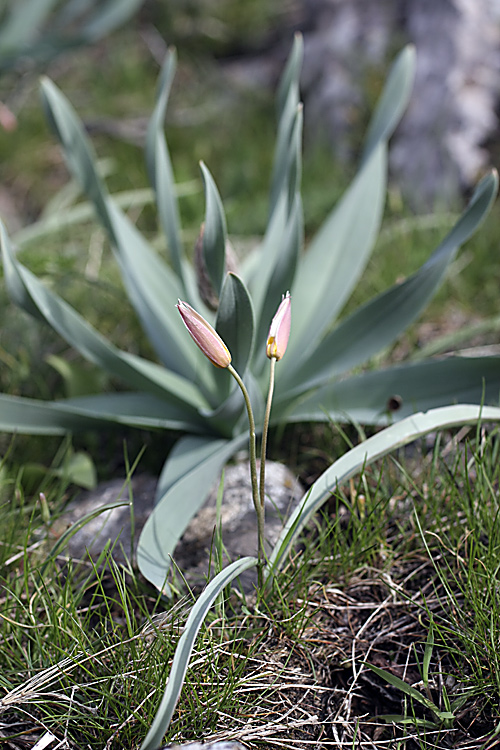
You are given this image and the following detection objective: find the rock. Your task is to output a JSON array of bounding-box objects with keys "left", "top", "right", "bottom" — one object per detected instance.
[
  {"left": 224, "top": 0, "right": 500, "bottom": 207},
  {"left": 300, "top": 0, "right": 500, "bottom": 208},
  {"left": 58, "top": 460, "right": 303, "bottom": 588}
]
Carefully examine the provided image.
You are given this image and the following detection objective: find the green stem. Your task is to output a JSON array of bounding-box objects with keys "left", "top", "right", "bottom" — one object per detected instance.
[
  {"left": 259, "top": 356, "right": 276, "bottom": 512},
  {"left": 227, "top": 364, "right": 265, "bottom": 585}
]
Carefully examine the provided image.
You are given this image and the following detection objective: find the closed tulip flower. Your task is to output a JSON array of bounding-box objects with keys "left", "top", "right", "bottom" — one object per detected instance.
[
  {"left": 266, "top": 292, "right": 291, "bottom": 361},
  {"left": 177, "top": 300, "right": 232, "bottom": 368}
]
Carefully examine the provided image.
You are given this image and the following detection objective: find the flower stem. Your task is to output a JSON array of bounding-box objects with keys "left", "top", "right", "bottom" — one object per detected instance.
[
  {"left": 227, "top": 364, "right": 265, "bottom": 585},
  {"left": 259, "top": 356, "right": 276, "bottom": 513}
]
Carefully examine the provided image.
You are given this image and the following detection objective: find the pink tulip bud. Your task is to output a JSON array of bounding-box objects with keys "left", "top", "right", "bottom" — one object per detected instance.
[
  {"left": 266, "top": 292, "right": 291, "bottom": 360},
  {"left": 177, "top": 300, "right": 232, "bottom": 368}
]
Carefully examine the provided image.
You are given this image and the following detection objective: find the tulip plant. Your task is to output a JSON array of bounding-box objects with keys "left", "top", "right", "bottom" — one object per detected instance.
[
  {"left": 1, "top": 37, "right": 499, "bottom": 591},
  {"left": 178, "top": 292, "right": 291, "bottom": 581}
]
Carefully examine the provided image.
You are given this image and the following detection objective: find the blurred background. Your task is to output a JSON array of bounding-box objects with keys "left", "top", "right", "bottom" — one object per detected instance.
[{"left": 2, "top": 0, "right": 500, "bottom": 474}]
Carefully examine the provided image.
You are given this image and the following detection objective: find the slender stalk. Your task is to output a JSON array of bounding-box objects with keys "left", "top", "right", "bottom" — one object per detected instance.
[
  {"left": 259, "top": 355, "right": 276, "bottom": 512},
  {"left": 227, "top": 364, "right": 265, "bottom": 585}
]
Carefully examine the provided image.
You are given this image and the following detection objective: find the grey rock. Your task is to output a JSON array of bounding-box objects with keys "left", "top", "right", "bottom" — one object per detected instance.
[
  {"left": 59, "top": 460, "right": 303, "bottom": 588},
  {"left": 224, "top": 0, "right": 500, "bottom": 207},
  {"left": 300, "top": 0, "right": 500, "bottom": 207}
]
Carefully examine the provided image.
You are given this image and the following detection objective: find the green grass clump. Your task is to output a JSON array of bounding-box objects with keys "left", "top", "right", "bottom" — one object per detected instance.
[{"left": 2, "top": 426, "right": 500, "bottom": 748}]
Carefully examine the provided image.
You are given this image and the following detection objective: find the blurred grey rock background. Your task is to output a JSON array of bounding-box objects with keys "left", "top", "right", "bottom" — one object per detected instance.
[{"left": 226, "top": 0, "right": 500, "bottom": 208}]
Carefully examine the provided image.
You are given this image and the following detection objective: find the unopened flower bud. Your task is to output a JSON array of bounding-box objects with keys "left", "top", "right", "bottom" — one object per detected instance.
[
  {"left": 266, "top": 292, "right": 291, "bottom": 361},
  {"left": 177, "top": 300, "right": 232, "bottom": 368}
]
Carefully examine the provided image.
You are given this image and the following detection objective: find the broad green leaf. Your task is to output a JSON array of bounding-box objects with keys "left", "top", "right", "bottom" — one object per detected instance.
[
  {"left": 269, "top": 34, "right": 302, "bottom": 217},
  {"left": 288, "top": 143, "right": 386, "bottom": 364},
  {"left": 270, "top": 99, "right": 302, "bottom": 219},
  {"left": 139, "top": 556, "right": 258, "bottom": 750},
  {"left": 253, "top": 194, "right": 302, "bottom": 374},
  {"left": 279, "top": 356, "right": 500, "bottom": 426},
  {"left": 200, "top": 369, "right": 265, "bottom": 439},
  {"left": 81, "top": 0, "right": 144, "bottom": 41},
  {"left": 362, "top": 45, "right": 416, "bottom": 163},
  {"left": 281, "top": 170, "right": 498, "bottom": 395},
  {"left": 40, "top": 77, "right": 110, "bottom": 233},
  {"left": 20, "top": 450, "right": 96, "bottom": 491},
  {"left": 105, "top": 199, "right": 204, "bottom": 379},
  {"left": 268, "top": 404, "right": 500, "bottom": 577},
  {"left": 200, "top": 162, "right": 227, "bottom": 299},
  {"left": 0, "top": 0, "right": 58, "bottom": 55},
  {"left": 0, "top": 221, "right": 207, "bottom": 412},
  {"left": 243, "top": 191, "right": 288, "bottom": 311},
  {"left": 146, "top": 48, "right": 185, "bottom": 288},
  {"left": 39, "top": 77, "right": 200, "bottom": 379},
  {"left": 153, "top": 435, "right": 220, "bottom": 502},
  {"left": 216, "top": 272, "right": 255, "bottom": 378},
  {"left": 46, "top": 354, "right": 108, "bottom": 398},
  {"left": 52, "top": 450, "right": 97, "bottom": 489},
  {"left": 201, "top": 370, "right": 265, "bottom": 437},
  {"left": 276, "top": 32, "right": 303, "bottom": 119},
  {"left": 0, "top": 392, "right": 205, "bottom": 435},
  {"left": 137, "top": 433, "right": 248, "bottom": 591}
]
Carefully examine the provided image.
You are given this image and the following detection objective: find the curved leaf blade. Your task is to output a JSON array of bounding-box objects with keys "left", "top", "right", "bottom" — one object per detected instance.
[
  {"left": 253, "top": 194, "right": 302, "bottom": 374},
  {"left": 279, "top": 356, "right": 500, "bottom": 426},
  {"left": 137, "top": 433, "right": 248, "bottom": 591},
  {"left": 0, "top": 392, "right": 205, "bottom": 435},
  {"left": 282, "top": 170, "right": 498, "bottom": 395},
  {"left": 139, "top": 556, "right": 258, "bottom": 750},
  {"left": 0, "top": 221, "right": 207, "bottom": 412},
  {"left": 288, "top": 143, "right": 386, "bottom": 365},
  {"left": 216, "top": 272, "right": 255, "bottom": 378},
  {"left": 0, "top": 0, "right": 58, "bottom": 56},
  {"left": 39, "top": 76, "right": 199, "bottom": 378},
  {"left": 270, "top": 33, "right": 303, "bottom": 218},
  {"left": 200, "top": 162, "right": 227, "bottom": 299},
  {"left": 276, "top": 32, "right": 303, "bottom": 119},
  {"left": 362, "top": 45, "right": 416, "bottom": 163},
  {"left": 146, "top": 48, "right": 185, "bottom": 288},
  {"left": 80, "top": 0, "right": 144, "bottom": 42},
  {"left": 268, "top": 404, "right": 500, "bottom": 577}
]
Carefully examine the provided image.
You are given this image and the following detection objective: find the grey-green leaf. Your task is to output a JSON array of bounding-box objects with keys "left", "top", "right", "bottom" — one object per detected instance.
[
  {"left": 200, "top": 161, "right": 227, "bottom": 299},
  {"left": 137, "top": 433, "right": 248, "bottom": 591},
  {"left": 362, "top": 45, "right": 416, "bottom": 163},
  {"left": 280, "top": 356, "right": 500, "bottom": 426},
  {"left": 139, "top": 556, "right": 258, "bottom": 750},
  {"left": 146, "top": 48, "right": 185, "bottom": 287},
  {"left": 0, "top": 221, "right": 207, "bottom": 411},
  {"left": 216, "top": 272, "right": 255, "bottom": 377},
  {"left": 287, "top": 143, "right": 386, "bottom": 366},
  {"left": 0, "top": 392, "right": 205, "bottom": 435},
  {"left": 276, "top": 32, "right": 303, "bottom": 119},
  {"left": 39, "top": 76, "right": 200, "bottom": 378},
  {"left": 281, "top": 170, "right": 498, "bottom": 396},
  {"left": 268, "top": 404, "right": 500, "bottom": 577}
]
